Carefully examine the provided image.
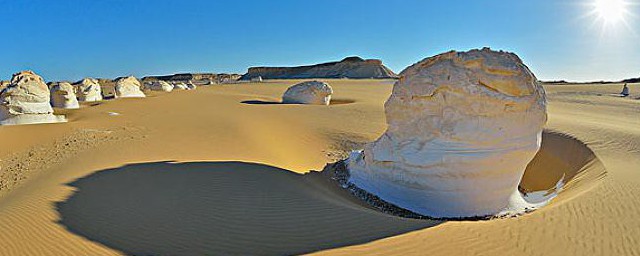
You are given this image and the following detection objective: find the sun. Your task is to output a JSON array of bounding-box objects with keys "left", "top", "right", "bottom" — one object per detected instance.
[{"left": 592, "top": 0, "right": 630, "bottom": 25}]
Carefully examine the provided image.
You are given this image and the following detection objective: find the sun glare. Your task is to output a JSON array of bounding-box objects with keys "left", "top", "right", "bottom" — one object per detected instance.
[{"left": 593, "top": 0, "right": 629, "bottom": 25}]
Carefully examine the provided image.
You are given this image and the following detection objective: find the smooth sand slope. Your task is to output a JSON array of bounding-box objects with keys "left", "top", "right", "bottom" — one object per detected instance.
[{"left": 0, "top": 80, "right": 638, "bottom": 255}]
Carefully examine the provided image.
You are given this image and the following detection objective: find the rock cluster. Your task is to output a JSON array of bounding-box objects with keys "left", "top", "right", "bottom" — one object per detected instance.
[
  {"left": 347, "top": 48, "right": 548, "bottom": 218},
  {"left": 0, "top": 71, "right": 65, "bottom": 125},
  {"left": 147, "top": 80, "right": 174, "bottom": 92},
  {"left": 282, "top": 81, "right": 333, "bottom": 105}
]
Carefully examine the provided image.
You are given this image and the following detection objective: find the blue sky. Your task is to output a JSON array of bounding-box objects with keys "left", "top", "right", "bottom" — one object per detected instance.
[{"left": 0, "top": 0, "right": 638, "bottom": 82}]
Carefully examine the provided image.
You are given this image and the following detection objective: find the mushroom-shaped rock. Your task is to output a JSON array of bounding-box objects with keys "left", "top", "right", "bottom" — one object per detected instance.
[
  {"left": 114, "top": 76, "right": 145, "bottom": 98},
  {"left": 74, "top": 78, "right": 103, "bottom": 102},
  {"left": 347, "top": 48, "right": 548, "bottom": 218},
  {"left": 0, "top": 71, "right": 66, "bottom": 125},
  {"left": 50, "top": 82, "right": 80, "bottom": 109},
  {"left": 147, "top": 80, "right": 174, "bottom": 92},
  {"left": 282, "top": 81, "right": 333, "bottom": 105}
]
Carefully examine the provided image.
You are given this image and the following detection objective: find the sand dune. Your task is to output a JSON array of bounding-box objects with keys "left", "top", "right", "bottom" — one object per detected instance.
[{"left": 0, "top": 80, "right": 638, "bottom": 255}]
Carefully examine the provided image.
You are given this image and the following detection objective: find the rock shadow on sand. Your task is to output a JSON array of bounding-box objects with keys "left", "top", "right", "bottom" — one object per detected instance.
[
  {"left": 241, "top": 98, "right": 356, "bottom": 105},
  {"left": 56, "top": 161, "right": 439, "bottom": 255}
]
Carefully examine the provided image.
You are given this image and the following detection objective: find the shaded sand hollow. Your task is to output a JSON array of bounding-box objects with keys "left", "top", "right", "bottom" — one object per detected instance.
[{"left": 0, "top": 80, "right": 638, "bottom": 255}]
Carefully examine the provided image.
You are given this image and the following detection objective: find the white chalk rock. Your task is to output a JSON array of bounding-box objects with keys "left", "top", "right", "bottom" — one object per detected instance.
[
  {"left": 0, "top": 71, "right": 66, "bottom": 125},
  {"left": 173, "top": 82, "right": 189, "bottom": 90},
  {"left": 75, "top": 78, "right": 103, "bottom": 102},
  {"left": 147, "top": 80, "right": 174, "bottom": 92},
  {"left": 348, "top": 48, "right": 548, "bottom": 218},
  {"left": 186, "top": 81, "right": 197, "bottom": 90},
  {"left": 114, "top": 76, "right": 145, "bottom": 98},
  {"left": 282, "top": 81, "right": 333, "bottom": 105},
  {"left": 50, "top": 82, "right": 80, "bottom": 109}
]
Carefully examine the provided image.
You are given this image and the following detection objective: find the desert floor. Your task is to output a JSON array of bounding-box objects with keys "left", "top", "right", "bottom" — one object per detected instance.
[{"left": 0, "top": 79, "right": 638, "bottom": 255}]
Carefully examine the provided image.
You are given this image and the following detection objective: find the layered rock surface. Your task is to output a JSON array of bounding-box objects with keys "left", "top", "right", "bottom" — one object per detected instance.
[
  {"left": 50, "top": 82, "right": 80, "bottom": 109},
  {"left": 142, "top": 73, "right": 241, "bottom": 85},
  {"left": 74, "top": 78, "right": 103, "bottom": 102},
  {"left": 347, "top": 48, "right": 548, "bottom": 218},
  {"left": 114, "top": 76, "right": 145, "bottom": 98},
  {"left": 240, "top": 56, "right": 398, "bottom": 80},
  {"left": 282, "top": 81, "right": 333, "bottom": 105},
  {"left": 0, "top": 71, "right": 65, "bottom": 125},
  {"left": 0, "top": 81, "right": 9, "bottom": 92}
]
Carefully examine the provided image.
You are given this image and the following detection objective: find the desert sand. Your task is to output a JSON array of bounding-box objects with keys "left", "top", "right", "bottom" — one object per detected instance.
[{"left": 0, "top": 79, "right": 638, "bottom": 255}]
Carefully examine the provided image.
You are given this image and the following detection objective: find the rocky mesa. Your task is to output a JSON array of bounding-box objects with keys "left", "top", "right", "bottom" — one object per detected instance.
[{"left": 240, "top": 56, "right": 398, "bottom": 80}]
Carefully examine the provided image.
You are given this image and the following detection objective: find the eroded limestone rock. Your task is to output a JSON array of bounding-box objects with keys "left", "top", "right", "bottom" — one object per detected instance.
[
  {"left": 74, "top": 78, "right": 103, "bottom": 102},
  {"left": 347, "top": 48, "right": 548, "bottom": 218},
  {"left": 114, "top": 76, "right": 145, "bottom": 98},
  {"left": 50, "top": 82, "right": 80, "bottom": 109},
  {"left": 0, "top": 71, "right": 66, "bottom": 125},
  {"left": 282, "top": 81, "right": 333, "bottom": 105},
  {"left": 147, "top": 80, "right": 174, "bottom": 92}
]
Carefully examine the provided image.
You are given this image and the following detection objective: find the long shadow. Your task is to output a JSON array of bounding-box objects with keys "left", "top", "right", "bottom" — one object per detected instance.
[
  {"left": 56, "top": 161, "right": 440, "bottom": 255},
  {"left": 241, "top": 99, "right": 355, "bottom": 105}
]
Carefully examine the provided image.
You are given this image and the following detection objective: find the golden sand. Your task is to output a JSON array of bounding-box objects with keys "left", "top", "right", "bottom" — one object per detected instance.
[{"left": 0, "top": 80, "right": 638, "bottom": 255}]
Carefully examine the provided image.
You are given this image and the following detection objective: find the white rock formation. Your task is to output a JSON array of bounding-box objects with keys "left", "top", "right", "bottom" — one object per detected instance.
[
  {"left": 147, "top": 80, "right": 174, "bottom": 92},
  {"left": 173, "top": 82, "right": 189, "bottom": 90},
  {"left": 0, "top": 71, "right": 66, "bottom": 125},
  {"left": 74, "top": 78, "right": 103, "bottom": 102},
  {"left": 50, "top": 82, "right": 80, "bottom": 109},
  {"left": 251, "top": 76, "right": 263, "bottom": 82},
  {"left": 186, "top": 81, "right": 197, "bottom": 90},
  {"left": 347, "top": 48, "right": 548, "bottom": 218},
  {"left": 282, "top": 81, "right": 333, "bottom": 105},
  {"left": 114, "top": 76, "right": 145, "bottom": 98}
]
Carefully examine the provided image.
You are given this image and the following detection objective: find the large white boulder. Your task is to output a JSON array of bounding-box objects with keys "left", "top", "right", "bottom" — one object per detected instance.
[
  {"left": 0, "top": 71, "right": 66, "bottom": 125},
  {"left": 347, "top": 48, "right": 548, "bottom": 218},
  {"left": 282, "top": 81, "right": 333, "bottom": 105},
  {"left": 147, "top": 80, "right": 174, "bottom": 92},
  {"left": 75, "top": 78, "right": 103, "bottom": 102},
  {"left": 50, "top": 82, "right": 80, "bottom": 109},
  {"left": 114, "top": 76, "right": 145, "bottom": 98}
]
